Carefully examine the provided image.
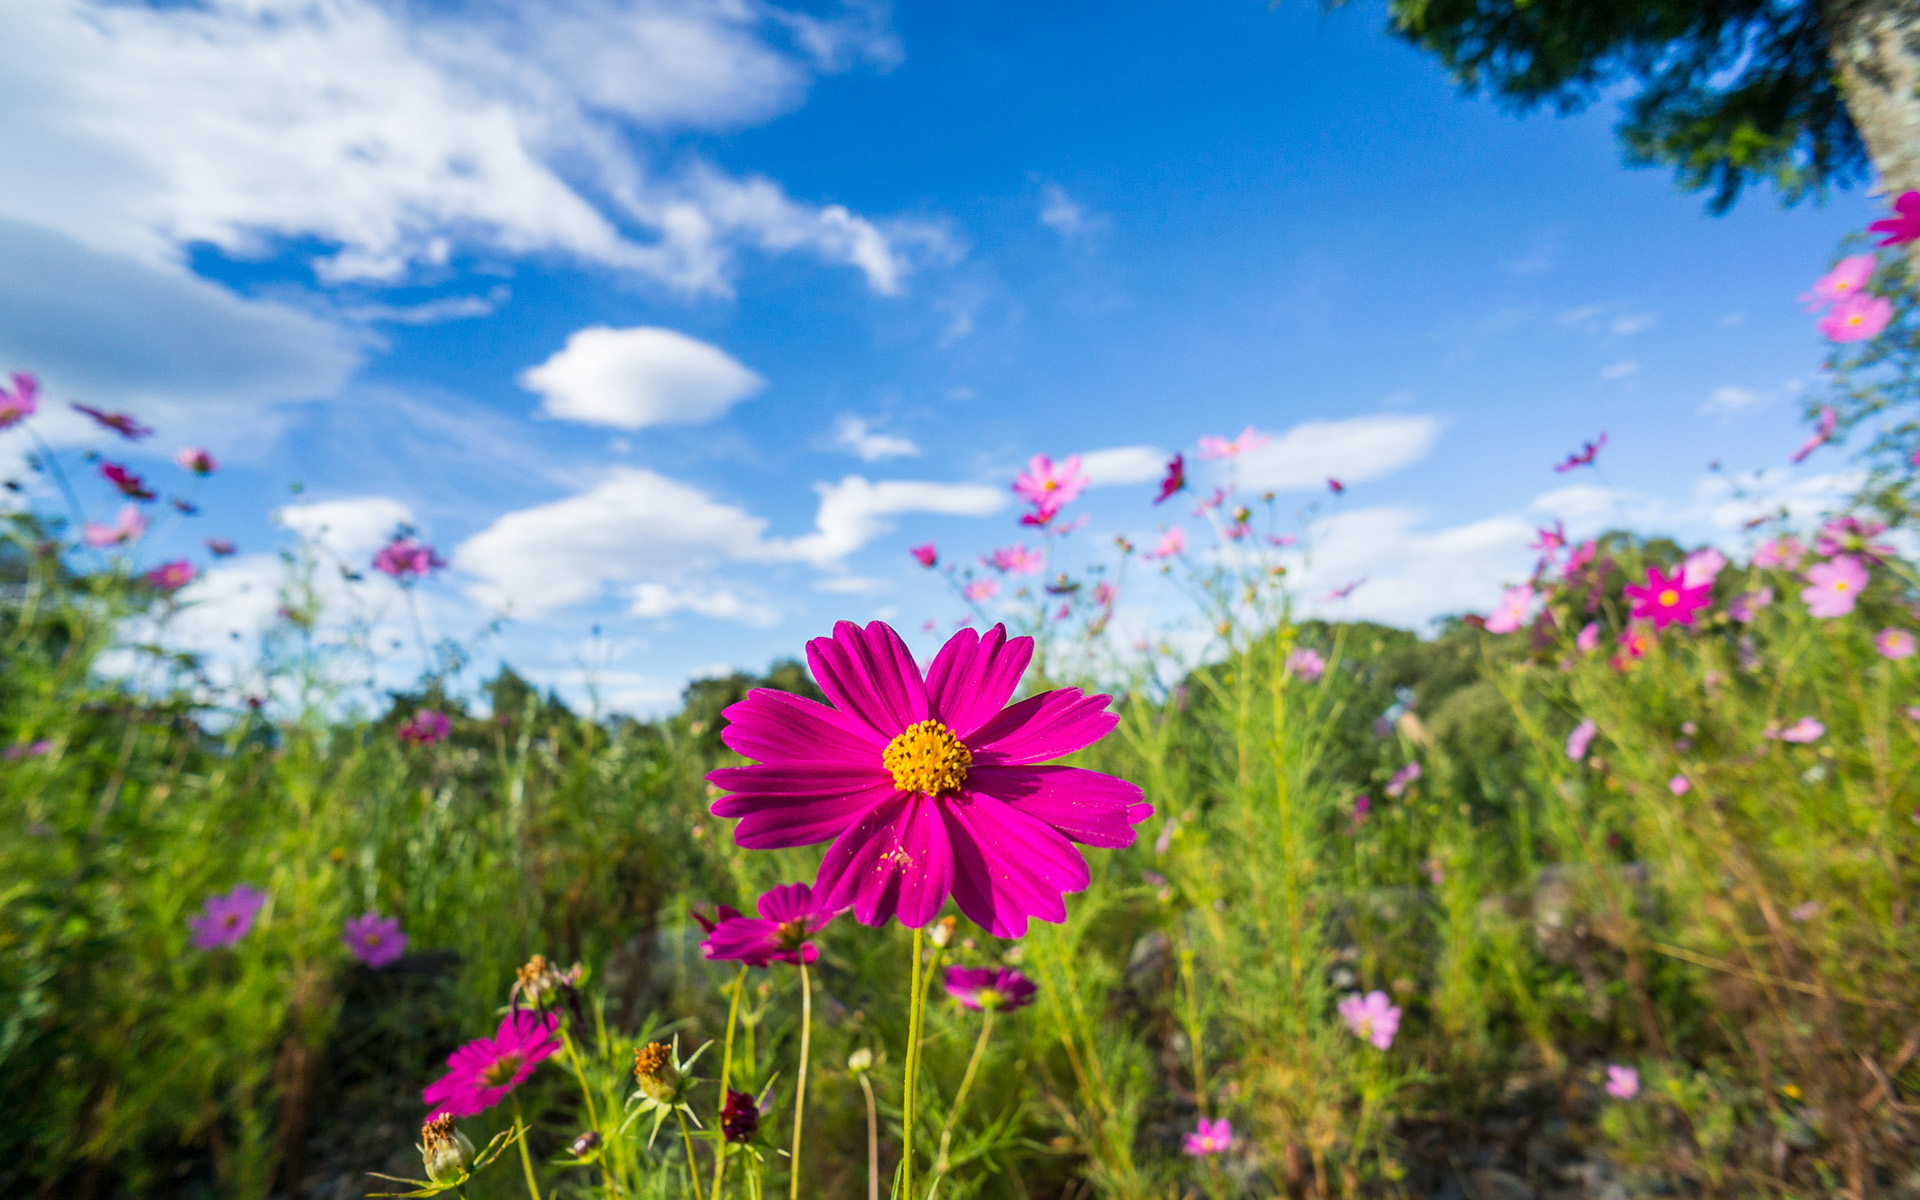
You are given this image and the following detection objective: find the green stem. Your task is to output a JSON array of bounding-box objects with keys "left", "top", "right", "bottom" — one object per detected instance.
[
  {"left": 789, "top": 961, "right": 813, "bottom": 1200},
  {"left": 901, "top": 926, "right": 927, "bottom": 1200},
  {"left": 712, "top": 965, "right": 748, "bottom": 1200},
  {"left": 676, "top": 1109, "right": 706, "bottom": 1197},
  {"left": 511, "top": 1095, "right": 542, "bottom": 1200},
  {"left": 858, "top": 1072, "right": 880, "bottom": 1200},
  {"left": 934, "top": 1009, "right": 995, "bottom": 1176}
]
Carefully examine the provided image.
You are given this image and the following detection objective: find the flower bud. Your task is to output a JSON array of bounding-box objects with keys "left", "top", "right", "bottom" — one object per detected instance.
[
  {"left": 420, "top": 1115, "right": 474, "bottom": 1184},
  {"left": 570, "top": 1130, "right": 601, "bottom": 1158},
  {"left": 847, "top": 1048, "right": 873, "bottom": 1074},
  {"left": 634, "top": 1041, "right": 680, "bottom": 1103}
]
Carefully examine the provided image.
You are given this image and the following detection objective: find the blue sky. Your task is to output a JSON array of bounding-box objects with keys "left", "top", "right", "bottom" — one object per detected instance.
[{"left": 0, "top": 0, "right": 1882, "bottom": 712}]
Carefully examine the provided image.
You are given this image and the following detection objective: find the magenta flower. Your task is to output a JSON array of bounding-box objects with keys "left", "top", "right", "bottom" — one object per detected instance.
[
  {"left": 1878, "top": 629, "right": 1916, "bottom": 659},
  {"left": 1555, "top": 431, "right": 1607, "bottom": 473},
  {"left": 1776, "top": 717, "right": 1825, "bottom": 744},
  {"left": 1802, "top": 555, "right": 1868, "bottom": 618},
  {"left": 1818, "top": 292, "right": 1893, "bottom": 342},
  {"left": 1154, "top": 453, "right": 1185, "bottom": 504},
  {"left": 1869, "top": 190, "right": 1920, "bottom": 246},
  {"left": 423, "top": 1010, "right": 561, "bottom": 1119},
  {"left": 1623, "top": 565, "right": 1712, "bottom": 629},
  {"left": 4, "top": 740, "right": 51, "bottom": 761},
  {"left": 175, "top": 446, "right": 217, "bottom": 476},
  {"left": 1484, "top": 584, "right": 1534, "bottom": 634},
  {"left": 1287, "top": 647, "right": 1326, "bottom": 683},
  {"left": 83, "top": 504, "right": 148, "bottom": 548},
  {"left": 721, "top": 1088, "right": 761, "bottom": 1143},
  {"left": 1791, "top": 408, "right": 1839, "bottom": 464},
  {"left": 189, "top": 884, "right": 267, "bottom": 949},
  {"left": 1681, "top": 548, "right": 1727, "bottom": 588},
  {"left": 1816, "top": 515, "right": 1895, "bottom": 562},
  {"left": 1384, "top": 761, "right": 1422, "bottom": 798},
  {"left": 207, "top": 537, "right": 237, "bottom": 557},
  {"left": 145, "top": 560, "right": 197, "bottom": 592},
  {"left": 72, "top": 403, "right": 153, "bottom": 440},
  {"left": 374, "top": 536, "right": 445, "bottom": 580},
  {"left": 100, "top": 462, "right": 156, "bottom": 501},
  {"left": 1350, "top": 793, "right": 1371, "bottom": 825},
  {"left": 1327, "top": 477, "right": 1344, "bottom": 494},
  {"left": 706, "top": 621, "right": 1148, "bottom": 936},
  {"left": 399, "top": 710, "right": 451, "bottom": 746},
  {"left": 1323, "top": 577, "right": 1366, "bottom": 602},
  {"left": 1338, "top": 990, "right": 1401, "bottom": 1049},
  {"left": 1197, "top": 425, "right": 1269, "bottom": 461},
  {"left": 343, "top": 912, "right": 407, "bottom": 968},
  {"left": 1669, "top": 775, "right": 1691, "bottom": 796},
  {"left": 1754, "top": 536, "right": 1805, "bottom": 569},
  {"left": 1605, "top": 1065, "right": 1640, "bottom": 1099},
  {"left": 1144, "top": 528, "right": 1186, "bottom": 560},
  {"left": 1011, "top": 454, "right": 1088, "bottom": 516},
  {"left": 1092, "top": 581, "right": 1117, "bottom": 609},
  {"left": 699, "top": 882, "right": 837, "bottom": 967},
  {"left": 911, "top": 543, "right": 938, "bottom": 568},
  {"left": 1576, "top": 623, "right": 1600, "bottom": 653},
  {"left": 0, "top": 372, "right": 38, "bottom": 428},
  {"left": 962, "top": 578, "right": 999, "bottom": 603},
  {"left": 1728, "top": 587, "right": 1773, "bottom": 623},
  {"left": 1801, "top": 254, "right": 1876, "bottom": 308},
  {"left": 1183, "top": 1117, "right": 1233, "bottom": 1157},
  {"left": 1531, "top": 521, "right": 1567, "bottom": 557},
  {"left": 1566, "top": 719, "right": 1597, "bottom": 762},
  {"left": 987, "top": 544, "right": 1044, "bottom": 575},
  {"left": 944, "top": 965, "right": 1037, "bottom": 1012}
]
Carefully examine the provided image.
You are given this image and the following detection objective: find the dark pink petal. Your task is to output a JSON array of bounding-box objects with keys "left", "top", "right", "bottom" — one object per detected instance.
[
  {"left": 967, "top": 687, "right": 1118, "bottom": 765},
  {"left": 942, "top": 792, "right": 1090, "bottom": 938},
  {"left": 718, "top": 688, "right": 883, "bottom": 763},
  {"left": 815, "top": 792, "right": 954, "bottom": 928},
  {"left": 967, "top": 765, "right": 1149, "bottom": 848},
  {"left": 709, "top": 762, "right": 891, "bottom": 797},
  {"left": 925, "top": 624, "right": 1034, "bottom": 738},
  {"left": 703, "top": 917, "right": 780, "bottom": 966},
  {"left": 806, "top": 621, "right": 928, "bottom": 738},
  {"left": 714, "top": 776, "right": 898, "bottom": 849},
  {"left": 756, "top": 882, "right": 820, "bottom": 922}
]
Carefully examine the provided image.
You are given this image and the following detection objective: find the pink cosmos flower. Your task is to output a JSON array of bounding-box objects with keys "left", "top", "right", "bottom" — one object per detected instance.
[
  {"left": 207, "top": 537, "right": 237, "bottom": 557},
  {"left": 705, "top": 621, "right": 1149, "bottom": 936},
  {"left": 145, "top": 560, "right": 196, "bottom": 592},
  {"left": 0, "top": 372, "right": 38, "bottom": 428},
  {"left": 1669, "top": 775, "right": 1691, "bottom": 796},
  {"left": 1576, "top": 623, "right": 1600, "bottom": 653},
  {"left": 1818, "top": 292, "right": 1893, "bottom": 342},
  {"left": 189, "top": 884, "right": 267, "bottom": 949},
  {"left": 175, "top": 446, "right": 217, "bottom": 476},
  {"left": 1385, "top": 761, "right": 1422, "bottom": 798},
  {"left": 1154, "top": 453, "right": 1185, "bottom": 504},
  {"left": 1197, "top": 425, "right": 1269, "bottom": 461},
  {"left": 4, "top": 740, "right": 51, "bottom": 760},
  {"left": 699, "top": 882, "right": 837, "bottom": 967},
  {"left": 1907, "top": 707, "right": 1920, "bottom": 723},
  {"left": 1531, "top": 521, "right": 1567, "bottom": 557},
  {"left": 399, "top": 710, "right": 451, "bottom": 746},
  {"left": 1092, "top": 581, "right": 1118, "bottom": 609},
  {"left": 1754, "top": 536, "right": 1805, "bottom": 569},
  {"left": 1555, "top": 432, "right": 1607, "bottom": 472},
  {"left": 1566, "top": 540, "right": 1597, "bottom": 571},
  {"left": 911, "top": 543, "right": 938, "bottom": 568},
  {"left": 1816, "top": 515, "right": 1895, "bottom": 562},
  {"left": 962, "top": 578, "right": 999, "bottom": 603},
  {"left": 1623, "top": 566, "right": 1712, "bottom": 629},
  {"left": 72, "top": 403, "right": 153, "bottom": 440},
  {"left": 1327, "top": 477, "right": 1344, "bottom": 494},
  {"left": 987, "top": 544, "right": 1044, "bottom": 575},
  {"left": 1484, "top": 585, "right": 1534, "bottom": 634},
  {"left": 1728, "top": 587, "right": 1773, "bottom": 623},
  {"left": 1183, "top": 1117, "right": 1233, "bottom": 1157},
  {"left": 1802, "top": 555, "right": 1868, "bottom": 618},
  {"left": 1011, "top": 454, "right": 1088, "bottom": 516},
  {"left": 1567, "top": 719, "right": 1597, "bottom": 762},
  {"left": 83, "top": 504, "right": 148, "bottom": 548},
  {"left": 1144, "top": 528, "right": 1186, "bottom": 560},
  {"left": 1791, "top": 408, "right": 1839, "bottom": 464},
  {"left": 1323, "top": 577, "right": 1366, "bottom": 602},
  {"left": 1338, "top": 990, "right": 1401, "bottom": 1050},
  {"left": 1776, "top": 717, "right": 1825, "bottom": 743},
  {"left": 100, "top": 462, "right": 155, "bottom": 501},
  {"left": 945, "top": 965, "right": 1037, "bottom": 1012},
  {"left": 1617, "top": 626, "right": 1653, "bottom": 660},
  {"left": 343, "top": 912, "right": 407, "bottom": 968},
  {"left": 1869, "top": 190, "right": 1920, "bottom": 246},
  {"left": 1681, "top": 548, "right": 1727, "bottom": 588},
  {"left": 374, "top": 536, "right": 445, "bottom": 579},
  {"left": 1606, "top": 1065, "right": 1640, "bottom": 1099},
  {"left": 1801, "top": 254, "right": 1876, "bottom": 308},
  {"left": 1287, "top": 647, "right": 1326, "bottom": 683},
  {"left": 1790, "top": 900, "right": 1821, "bottom": 922},
  {"left": 1878, "top": 629, "right": 1916, "bottom": 659},
  {"left": 423, "top": 1010, "right": 561, "bottom": 1119}
]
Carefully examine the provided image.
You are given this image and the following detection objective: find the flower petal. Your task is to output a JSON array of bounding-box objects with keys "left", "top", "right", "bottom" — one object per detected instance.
[
  {"left": 967, "top": 765, "right": 1149, "bottom": 847},
  {"left": 966, "top": 687, "right": 1117, "bottom": 765},
  {"left": 806, "top": 621, "right": 929, "bottom": 738},
  {"left": 702, "top": 917, "right": 779, "bottom": 966},
  {"left": 718, "top": 688, "right": 884, "bottom": 763},
  {"left": 756, "top": 882, "right": 819, "bottom": 922},
  {"left": 925, "top": 623, "right": 1033, "bottom": 738},
  {"left": 815, "top": 792, "right": 954, "bottom": 928},
  {"left": 942, "top": 792, "right": 1089, "bottom": 938},
  {"left": 710, "top": 769, "right": 897, "bottom": 849}
]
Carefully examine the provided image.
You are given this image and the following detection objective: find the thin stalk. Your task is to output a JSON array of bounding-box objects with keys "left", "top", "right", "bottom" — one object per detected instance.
[
  {"left": 712, "top": 965, "right": 749, "bottom": 1200},
  {"left": 676, "top": 1110, "right": 706, "bottom": 1197},
  {"left": 789, "top": 961, "right": 813, "bottom": 1200},
  {"left": 511, "top": 1095, "right": 542, "bottom": 1200},
  {"left": 901, "top": 926, "right": 927, "bottom": 1200},
  {"left": 858, "top": 1071, "right": 880, "bottom": 1200},
  {"left": 934, "top": 1010, "right": 995, "bottom": 1176}
]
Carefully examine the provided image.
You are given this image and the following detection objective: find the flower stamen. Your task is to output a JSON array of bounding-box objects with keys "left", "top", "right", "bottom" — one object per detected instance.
[{"left": 883, "top": 720, "right": 972, "bottom": 796}]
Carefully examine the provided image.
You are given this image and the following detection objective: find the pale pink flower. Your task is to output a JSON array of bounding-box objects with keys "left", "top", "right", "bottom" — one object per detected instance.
[
  {"left": 1816, "top": 515, "right": 1895, "bottom": 562},
  {"left": 1484, "top": 585, "right": 1534, "bottom": 635},
  {"left": 1668, "top": 775, "right": 1691, "bottom": 795},
  {"left": 1605, "top": 1065, "right": 1640, "bottom": 1099},
  {"left": 1183, "top": 1117, "right": 1233, "bottom": 1157},
  {"left": 1011, "top": 454, "right": 1088, "bottom": 514},
  {"left": 987, "top": 544, "right": 1044, "bottom": 575},
  {"left": 1566, "top": 719, "right": 1597, "bottom": 762},
  {"left": 1576, "top": 622, "right": 1600, "bottom": 653},
  {"left": 145, "top": 560, "right": 196, "bottom": 592},
  {"left": 1878, "top": 629, "right": 1916, "bottom": 659},
  {"left": 174, "top": 446, "right": 217, "bottom": 476},
  {"left": 1196, "top": 425, "right": 1269, "bottom": 460},
  {"left": 1728, "top": 587, "right": 1773, "bottom": 623},
  {"left": 962, "top": 578, "right": 999, "bottom": 603},
  {"left": 1681, "top": 548, "right": 1727, "bottom": 588},
  {"left": 1778, "top": 717, "right": 1825, "bottom": 743},
  {"left": 1338, "top": 990, "right": 1401, "bottom": 1050},
  {"left": 1818, "top": 293, "right": 1893, "bottom": 342},
  {"left": 1790, "top": 900, "right": 1821, "bottom": 922},
  {"left": 1385, "top": 761, "right": 1422, "bottom": 798},
  {"left": 83, "top": 504, "right": 148, "bottom": 548},
  {"left": 1287, "top": 647, "right": 1326, "bottom": 682},
  {"left": 1791, "top": 409, "right": 1838, "bottom": 464},
  {"left": 1753, "top": 536, "right": 1804, "bottom": 569},
  {"left": 373, "top": 536, "right": 444, "bottom": 580},
  {"left": 1144, "top": 528, "right": 1187, "bottom": 560},
  {"left": 1801, "top": 254, "right": 1876, "bottom": 309},
  {"left": 0, "top": 372, "right": 38, "bottom": 428},
  {"left": 1802, "top": 555, "right": 1868, "bottom": 618}
]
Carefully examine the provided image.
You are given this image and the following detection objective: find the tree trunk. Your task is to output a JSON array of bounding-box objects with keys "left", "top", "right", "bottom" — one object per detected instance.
[{"left": 1820, "top": 0, "right": 1920, "bottom": 197}]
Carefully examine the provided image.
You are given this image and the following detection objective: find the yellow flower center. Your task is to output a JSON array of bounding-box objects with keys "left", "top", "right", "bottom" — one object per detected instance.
[
  {"left": 481, "top": 1052, "right": 524, "bottom": 1087},
  {"left": 1043, "top": 478, "right": 1058, "bottom": 490},
  {"left": 883, "top": 720, "right": 972, "bottom": 795},
  {"left": 1658, "top": 589, "right": 1678, "bottom": 606},
  {"left": 1836, "top": 580, "right": 1851, "bottom": 591}
]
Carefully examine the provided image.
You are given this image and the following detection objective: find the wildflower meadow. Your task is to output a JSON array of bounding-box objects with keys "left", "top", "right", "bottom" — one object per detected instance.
[{"left": 9, "top": 187, "right": 1920, "bottom": 1200}]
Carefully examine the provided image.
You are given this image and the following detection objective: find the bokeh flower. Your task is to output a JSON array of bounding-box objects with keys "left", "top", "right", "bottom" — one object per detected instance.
[
  {"left": 207, "top": 537, "right": 237, "bottom": 557},
  {"left": 1791, "top": 408, "right": 1839, "bottom": 464},
  {"left": 1869, "top": 190, "right": 1920, "bottom": 246},
  {"left": 1801, "top": 254, "right": 1875, "bottom": 308},
  {"left": 1555, "top": 432, "right": 1606, "bottom": 472},
  {"left": 1623, "top": 565, "right": 1712, "bottom": 629},
  {"left": 1144, "top": 528, "right": 1186, "bottom": 559},
  {"left": 1154, "top": 453, "right": 1185, "bottom": 503},
  {"left": 343, "top": 912, "right": 407, "bottom": 969},
  {"left": 1338, "top": 990, "right": 1401, "bottom": 1049},
  {"left": 399, "top": 710, "right": 451, "bottom": 745},
  {"left": 1777, "top": 717, "right": 1825, "bottom": 744},
  {"left": 1566, "top": 719, "right": 1597, "bottom": 762},
  {"left": 0, "top": 372, "right": 38, "bottom": 427},
  {"left": 988, "top": 544, "right": 1044, "bottom": 575},
  {"left": 1818, "top": 292, "right": 1893, "bottom": 342},
  {"left": 1384, "top": 761, "right": 1422, "bottom": 798},
  {"left": 962, "top": 578, "right": 999, "bottom": 603},
  {"left": 374, "top": 535, "right": 445, "bottom": 580},
  {"left": 1878, "top": 629, "right": 1916, "bottom": 659},
  {"left": 175, "top": 446, "right": 217, "bottom": 476},
  {"left": 423, "top": 1010, "right": 561, "bottom": 1119},
  {"left": 145, "top": 560, "right": 196, "bottom": 592},
  {"left": 1484, "top": 585, "right": 1534, "bottom": 634},
  {"left": 4, "top": 740, "right": 51, "bottom": 760},
  {"left": 700, "top": 882, "right": 837, "bottom": 967},
  {"left": 1681, "top": 548, "right": 1727, "bottom": 588},
  {"left": 706, "top": 621, "right": 1149, "bottom": 936},
  {"left": 189, "top": 884, "right": 266, "bottom": 949},
  {"left": 1669, "top": 775, "right": 1691, "bottom": 796},
  {"left": 1287, "top": 647, "right": 1326, "bottom": 682},
  {"left": 1183, "top": 1117, "right": 1233, "bottom": 1156},
  {"left": 72, "top": 403, "right": 153, "bottom": 440},
  {"left": 945, "top": 965, "right": 1038, "bottom": 1012},
  {"left": 911, "top": 543, "right": 938, "bottom": 568},
  {"left": 1576, "top": 623, "right": 1600, "bottom": 653},
  {"left": 1011, "top": 454, "right": 1088, "bottom": 516},
  {"left": 1754, "top": 536, "right": 1804, "bottom": 569},
  {"left": 1728, "top": 587, "right": 1773, "bottom": 623},
  {"left": 1605, "top": 1065, "right": 1640, "bottom": 1099},
  {"left": 1197, "top": 425, "right": 1268, "bottom": 460},
  {"left": 100, "top": 462, "right": 155, "bottom": 501},
  {"left": 1802, "top": 555, "right": 1868, "bottom": 618},
  {"left": 1816, "top": 515, "right": 1895, "bottom": 562}
]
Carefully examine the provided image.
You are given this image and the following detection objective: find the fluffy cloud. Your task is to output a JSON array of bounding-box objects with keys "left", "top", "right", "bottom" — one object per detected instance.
[
  {"left": 277, "top": 495, "right": 417, "bottom": 559},
  {"left": 1038, "top": 183, "right": 1104, "bottom": 237},
  {"left": 835, "top": 415, "right": 920, "bottom": 461},
  {"left": 1702, "top": 385, "right": 1760, "bottom": 414},
  {"left": 522, "top": 326, "right": 766, "bottom": 430},
  {"left": 785, "top": 476, "right": 1006, "bottom": 566},
  {"left": 1077, "top": 445, "right": 1167, "bottom": 487},
  {"left": 631, "top": 582, "right": 780, "bottom": 627},
  {"left": 1283, "top": 505, "right": 1534, "bottom": 628},
  {"left": 1232, "top": 414, "right": 1441, "bottom": 492}
]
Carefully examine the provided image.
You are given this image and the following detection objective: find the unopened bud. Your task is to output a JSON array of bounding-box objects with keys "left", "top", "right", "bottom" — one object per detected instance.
[
  {"left": 420, "top": 1115, "right": 474, "bottom": 1184},
  {"left": 634, "top": 1041, "right": 680, "bottom": 1103},
  {"left": 570, "top": 1130, "right": 601, "bottom": 1158},
  {"left": 847, "top": 1048, "right": 873, "bottom": 1074}
]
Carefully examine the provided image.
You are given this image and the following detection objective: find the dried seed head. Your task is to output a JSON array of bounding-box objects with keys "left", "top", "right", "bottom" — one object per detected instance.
[
  {"left": 633, "top": 1041, "right": 679, "bottom": 1103},
  {"left": 420, "top": 1115, "right": 474, "bottom": 1184}
]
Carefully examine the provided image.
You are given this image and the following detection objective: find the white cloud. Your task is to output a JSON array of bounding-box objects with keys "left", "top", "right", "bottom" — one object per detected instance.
[
  {"left": 815, "top": 575, "right": 883, "bottom": 593},
  {"left": 1038, "top": 182, "right": 1104, "bottom": 237},
  {"left": 1695, "top": 468, "right": 1863, "bottom": 531},
  {"left": 1233, "top": 414, "right": 1442, "bottom": 491},
  {"left": 1078, "top": 445, "right": 1167, "bottom": 487},
  {"left": 521, "top": 326, "right": 765, "bottom": 430},
  {"left": 835, "top": 415, "right": 920, "bottom": 461},
  {"left": 276, "top": 495, "right": 415, "bottom": 559},
  {"left": 1288, "top": 505, "right": 1534, "bottom": 627},
  {"left": 1611, "top": 312, "right": 1659, "bottom": 336},
  {"left": 785, "top": 476, "right": 1006, "bottom": 566},
  {"left": 1702, "top": 385, "right": 1760, "bottom": 415},
  {"left": 1599, "top": 359, "right": 1639, "bottom": 380},
  {"left": 630, "top": 582, "right": 779, "bottom": 627}
]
